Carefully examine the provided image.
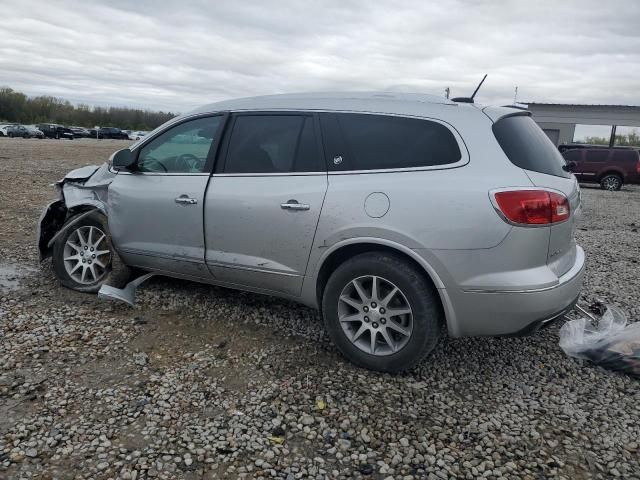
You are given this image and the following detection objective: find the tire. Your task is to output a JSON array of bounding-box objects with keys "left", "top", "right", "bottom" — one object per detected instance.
[
  {"left": 55, "top": 133, "right": 60, "bottom": 140},
  {"left": 8, "top": 133, "right": 13, "bottom": 138},
  {"left": 600, "top": 174, "right": 622, "bottom": 191},
  {"left": 322, "top": 251, "right": 443, "bottom": 373},
  {"left": 52, "top": 213, "right": 130, "bottom": 293}
]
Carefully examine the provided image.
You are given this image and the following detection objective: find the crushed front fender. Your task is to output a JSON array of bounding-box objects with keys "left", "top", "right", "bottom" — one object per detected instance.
[
  {"left": 37, "top": 200, "right": 67, "bottom": 260},
  {"left": 37, "top": 162, "right": 117, "bottom": 260}
]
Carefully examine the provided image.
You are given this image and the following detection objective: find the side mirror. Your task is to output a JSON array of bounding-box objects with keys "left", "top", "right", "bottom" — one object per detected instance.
[
  {"left": 111, "top": 149, "right": 136, "bottom": 170},
  {"left": 562, "top": 161, "right": 578, "bottom": 173}
]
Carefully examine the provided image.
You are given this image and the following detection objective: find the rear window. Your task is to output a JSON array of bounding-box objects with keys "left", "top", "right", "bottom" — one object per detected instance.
[
  {"left": 493, "top": 115, "right": 570, "bottom": 178},
  {"left": 320, "top": 113, "right": 462, "bottom": 171}
]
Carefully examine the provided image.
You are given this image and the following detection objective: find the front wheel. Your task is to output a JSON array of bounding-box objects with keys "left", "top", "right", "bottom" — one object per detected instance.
[
  {"left": 52, "top": 214, "right": 128, "bottom": 292},
  {"left": 600, "top": 174, "right": 622, "bottom": 191},
  {"left": 322, "top": 252, "right": 443, "bottom": 373}
]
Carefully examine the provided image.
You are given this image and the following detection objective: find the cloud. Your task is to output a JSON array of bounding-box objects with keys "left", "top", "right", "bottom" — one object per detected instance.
[{"left": 0, "top": 0, "right": 639, "bottom": 113}]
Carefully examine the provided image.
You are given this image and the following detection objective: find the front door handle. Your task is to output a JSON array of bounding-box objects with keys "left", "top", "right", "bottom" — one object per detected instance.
[
  {"left": 281, "top": 199, "right": 310, "bottom": 211},
  {"left": 175, "top": 195, "right": 198, "bottom": 205}
]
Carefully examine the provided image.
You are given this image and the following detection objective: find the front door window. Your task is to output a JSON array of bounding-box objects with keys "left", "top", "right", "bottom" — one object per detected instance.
[{"left": 137, "top": 116, "right": 223, "bottom": 173}]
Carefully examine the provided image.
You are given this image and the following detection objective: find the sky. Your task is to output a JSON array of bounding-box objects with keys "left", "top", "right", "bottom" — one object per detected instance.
[{"left": 1, "top": 0, "right": 639, "bottom": 114}]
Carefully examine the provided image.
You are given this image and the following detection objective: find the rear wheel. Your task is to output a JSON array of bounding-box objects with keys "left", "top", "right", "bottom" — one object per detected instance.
[
  {"left": 600, "top": 174, "right": 622, "bottom": 191},
  {"left": 322, "top": 252, "right": 443, "bottom": 373}
]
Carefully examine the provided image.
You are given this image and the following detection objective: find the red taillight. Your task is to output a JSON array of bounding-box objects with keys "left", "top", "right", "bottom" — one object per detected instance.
[{"left": 493, "top": 190, "right": 570, "bottom": 225}]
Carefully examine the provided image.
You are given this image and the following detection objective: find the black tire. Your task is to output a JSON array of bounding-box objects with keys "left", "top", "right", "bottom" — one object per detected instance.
[
  {"left": 322, "top": 251, "right": 443, "bottom": 373},
  {"left": 8, "top": 133, "right": 13, "bottom": 138},
  {"left": 600, "top": 174, "right": 622, "bottom": 191},
  {"left": 52, "top": 213, "right": 130, "bottom": 293},
  {"left": 55, "top": 133, "right": 60, "bottom": 140}
]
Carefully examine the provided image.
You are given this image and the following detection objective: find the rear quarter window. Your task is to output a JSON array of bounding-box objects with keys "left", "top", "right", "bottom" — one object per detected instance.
[
  {"left": 612, "top": 150, "right": 639, "bottom": 163},
  {"left": 493, "top": 114, "right": 570, "bottom": 178},
  {"left": 320, "top": 113, "right": 462, "bottom": 171}
]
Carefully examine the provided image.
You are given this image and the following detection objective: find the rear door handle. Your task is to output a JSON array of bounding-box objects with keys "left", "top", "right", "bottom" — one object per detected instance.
[
  {"left": 281, "top": 200, "right": 310, "bottom": 211},
  {"left": 175, "top": 195, "right": 198, "bottom": 205}
]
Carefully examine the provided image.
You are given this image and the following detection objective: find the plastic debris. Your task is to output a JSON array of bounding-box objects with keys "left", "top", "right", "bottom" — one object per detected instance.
[
  {"left": 559, "top": 305, "right": 640, "bottom": 377},
  {"left": 316, "top": 399, "right": 326, "bottom": 410},
  {"left": 268, "top": 435, "right": 285, "bottom": 445}
]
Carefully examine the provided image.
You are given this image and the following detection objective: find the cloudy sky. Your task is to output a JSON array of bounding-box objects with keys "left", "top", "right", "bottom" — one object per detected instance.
[{"left": 1, "top": 0, "right": 639, "bottom": 113}]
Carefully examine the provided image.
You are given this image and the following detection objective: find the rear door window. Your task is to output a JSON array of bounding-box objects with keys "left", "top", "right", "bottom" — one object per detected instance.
[
  {"left": 223, "top": 115, "right": 321, "bottom": 173},
  {"left": 563, "top": 150, "right": 583, "bottom": 163},
  {"left": 320, "top": 113, "right": 462, "bottom": 171},
  {"left": 585, "top": 150, "right": 609, "bottom": 163},
  {"left": 493, "top": 114, "right": 570, "bottom": 178}
]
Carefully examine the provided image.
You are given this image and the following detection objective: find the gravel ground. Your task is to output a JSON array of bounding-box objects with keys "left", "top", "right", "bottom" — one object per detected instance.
[{"left": 0, "top": 137, "right": 639, "bottom": 480}]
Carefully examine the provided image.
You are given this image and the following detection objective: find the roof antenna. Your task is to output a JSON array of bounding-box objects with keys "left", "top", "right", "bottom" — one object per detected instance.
[{"left": 451, "top": 74, "right": 487, "bottom": 103}]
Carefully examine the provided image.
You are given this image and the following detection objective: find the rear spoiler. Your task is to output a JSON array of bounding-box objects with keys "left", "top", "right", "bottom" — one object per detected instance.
[{"left": 482, "top": 106, "right": 531, "bottom": 123}]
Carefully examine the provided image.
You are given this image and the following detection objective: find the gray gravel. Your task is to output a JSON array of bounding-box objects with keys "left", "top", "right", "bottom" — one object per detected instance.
[{"left": 1, "top": 138, "right": 639, "bottom": 479}]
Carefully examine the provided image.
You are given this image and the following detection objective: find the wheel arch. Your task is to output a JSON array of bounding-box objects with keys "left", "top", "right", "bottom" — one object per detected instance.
[
  {"left": 38, "top": 204, "right": 106, "bottom": 260},
  {"left": 597, "top": 169, "right": 625, "bottom": 182},
  {"left": 313, "top": 238, "right": 455, "bottom": 333}
]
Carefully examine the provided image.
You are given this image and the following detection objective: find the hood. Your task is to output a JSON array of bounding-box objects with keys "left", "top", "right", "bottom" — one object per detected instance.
[{"left": 63, "top": 165, "right": 101, "bottom": 182}]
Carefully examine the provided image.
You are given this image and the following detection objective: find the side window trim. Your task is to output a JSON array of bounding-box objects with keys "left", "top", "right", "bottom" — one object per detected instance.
[
  {"left": 130, "top": 112, "right": 229, "bottom": 175},
  {"left": 215, "top": 111, "right": 326, "bottom": 176}
]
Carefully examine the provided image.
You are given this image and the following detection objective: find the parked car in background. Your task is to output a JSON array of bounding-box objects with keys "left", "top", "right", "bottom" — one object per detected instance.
[
  {"left": 562, "top": 147, "right": 640, "bottom": 190},
  {"left": 37, "top": 124, "right": 74, "bottom": 140},
  {"left": 24, "top": 125, "right": 45, "bottom": 138},
  {"left": 6, "top": 125, "right": 30, "bottom": 138},
  {"left": 128, "top": 130, "right": 148, "bottom": 141},
  {"left": 37, "top": 92, "right": 584, "bottom": 372},
  {"left": 5, "top": 124, "right": 43, "bottom": 138},
  {"left": 0, "top": 124, "right": 17, "bottom": 136},
  {"left": 70, "top": 126, "right": 91, "bottom": 138},
  {"left": 96, "top": 127, "right": 129, "bottom": 139}
]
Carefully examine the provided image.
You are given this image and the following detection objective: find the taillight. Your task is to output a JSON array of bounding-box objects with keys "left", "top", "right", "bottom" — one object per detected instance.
[
  {"left": 493, "top": 190, "right": 570, "bottom": 225},
  {"left": 636, "top": 162, "right": 640, "bottom": 175}
]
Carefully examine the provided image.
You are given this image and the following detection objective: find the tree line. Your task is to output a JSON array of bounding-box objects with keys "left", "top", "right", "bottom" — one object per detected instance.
[
  {"left": 0, "top": 87, "right": 177, "bottom": 130},
  {"left": 583, "top": 131, "right": 640, "bottom": 147}
]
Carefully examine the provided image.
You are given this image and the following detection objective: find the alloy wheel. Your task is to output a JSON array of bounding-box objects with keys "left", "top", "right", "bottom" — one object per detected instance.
[
  {"left": 602, "top": 176, "right": 620, "bottom": 191},
  {"left": 63, "top": 226, "right": 111, "bottom": 284},
  {"left": 338, "top": 275, "right": 413, "bottom": 356}
]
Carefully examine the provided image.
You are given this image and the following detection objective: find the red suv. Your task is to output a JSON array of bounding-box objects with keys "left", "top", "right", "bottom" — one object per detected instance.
[{"left": 562, "top": 147, "right": 640, "bottom": 191}]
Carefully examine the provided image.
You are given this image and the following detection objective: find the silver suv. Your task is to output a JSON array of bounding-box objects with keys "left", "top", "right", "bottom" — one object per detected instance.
[{"left": 38, "top": 92, "right": 585, "bottom": 372}]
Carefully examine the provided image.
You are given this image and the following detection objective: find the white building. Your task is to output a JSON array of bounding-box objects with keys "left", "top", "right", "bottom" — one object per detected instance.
[{"left": 526, "top": 102, "right": 640, "bottom": 147}]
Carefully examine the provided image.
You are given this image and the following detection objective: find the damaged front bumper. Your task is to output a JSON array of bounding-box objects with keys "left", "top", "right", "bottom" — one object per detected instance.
[{"left": 37, "top": 163, "right": 116, "bottom": 260}]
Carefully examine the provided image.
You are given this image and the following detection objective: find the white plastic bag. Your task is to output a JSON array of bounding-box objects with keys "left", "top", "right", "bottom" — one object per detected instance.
[{"left": 559, "top": 306, "right": 640, "bottom": 377}]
